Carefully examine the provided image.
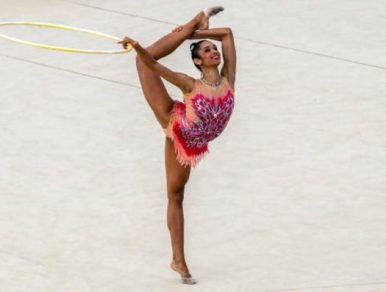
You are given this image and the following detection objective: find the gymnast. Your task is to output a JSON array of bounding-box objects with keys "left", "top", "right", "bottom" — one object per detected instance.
[{"left": 119, "top": 6, "right": 236, "bottom": 284}]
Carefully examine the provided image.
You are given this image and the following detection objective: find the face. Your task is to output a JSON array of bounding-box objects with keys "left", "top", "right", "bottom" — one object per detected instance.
[{"left": 194, "top": 41, "right": 221, "bottom": 68}]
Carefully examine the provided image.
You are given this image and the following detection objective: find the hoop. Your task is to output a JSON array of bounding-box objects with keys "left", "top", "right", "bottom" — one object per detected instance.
[{"left": 0, "top": 21, "right": 132, "bottom": 54}]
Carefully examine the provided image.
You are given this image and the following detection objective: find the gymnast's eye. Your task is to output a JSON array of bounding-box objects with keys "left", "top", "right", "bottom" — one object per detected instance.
[
  {"left": 213, "top": 45, "right": 218, "bottom": 51},
  {"left": 204, "top": 47, "right": 210, "bottom": 53}
]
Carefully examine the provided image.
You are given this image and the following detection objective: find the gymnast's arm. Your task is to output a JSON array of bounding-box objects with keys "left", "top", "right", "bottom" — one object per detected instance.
[
  {"left": 190, "top": 28, "right": 236, "bottom": 91},
  {"left": 118, "top": 37, "right": 195, "bottom": 94}
]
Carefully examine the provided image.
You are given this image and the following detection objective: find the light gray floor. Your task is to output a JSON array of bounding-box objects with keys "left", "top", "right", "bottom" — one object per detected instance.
[{"left": 1, "top": 1, "right": 386, "bottom": 291}]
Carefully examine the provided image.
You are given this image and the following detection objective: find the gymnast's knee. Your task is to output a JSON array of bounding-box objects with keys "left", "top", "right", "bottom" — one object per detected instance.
[
  {"left": 167, "top": 180, "right": 186, "bottom": 204},
  {"left": 167, "top": 188, "right": 185, "bottom": 204}
]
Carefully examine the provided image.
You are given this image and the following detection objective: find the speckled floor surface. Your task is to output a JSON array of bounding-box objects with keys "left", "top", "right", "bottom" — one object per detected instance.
[{"left": 1, "top": 1, "right": 386, "bottom": 291}]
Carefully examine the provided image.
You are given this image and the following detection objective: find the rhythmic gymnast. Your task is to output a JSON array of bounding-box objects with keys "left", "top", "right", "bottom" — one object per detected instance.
[{"left": 118, "top": 6, "right": 236, "bottom": 285}]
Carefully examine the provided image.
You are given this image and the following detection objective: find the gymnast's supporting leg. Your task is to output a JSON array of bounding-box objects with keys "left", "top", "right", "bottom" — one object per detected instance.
[{"left": 165, "top": 137, "right": 195, "bottom": 283}]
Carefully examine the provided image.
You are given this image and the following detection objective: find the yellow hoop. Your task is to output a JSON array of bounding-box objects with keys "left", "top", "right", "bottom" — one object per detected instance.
[{"left": 0, "top": 21, "right": 132, "bottom": 54}]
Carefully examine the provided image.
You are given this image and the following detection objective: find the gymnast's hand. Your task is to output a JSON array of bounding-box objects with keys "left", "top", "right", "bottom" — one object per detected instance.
[{"left": 117, "top": 37, "right": 138, "bottom": 49}]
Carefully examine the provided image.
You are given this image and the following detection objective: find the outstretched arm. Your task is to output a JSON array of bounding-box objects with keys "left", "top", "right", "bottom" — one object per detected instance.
[
  {"left": 190, "top": 28, "right": 236, "bottom": 90},
  {"left": 118, "top": 37, "right": 195, "bottom": 94}
]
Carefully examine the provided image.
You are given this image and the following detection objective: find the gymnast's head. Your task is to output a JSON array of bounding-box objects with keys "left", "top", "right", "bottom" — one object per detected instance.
[{"left": 190, "top": 40, "right": 221, "bottom": 72}]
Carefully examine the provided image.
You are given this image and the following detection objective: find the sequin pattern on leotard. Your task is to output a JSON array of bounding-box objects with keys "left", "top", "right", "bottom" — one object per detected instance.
[{"left": 164, "top": 77, "right": 235, "bottom": 167}]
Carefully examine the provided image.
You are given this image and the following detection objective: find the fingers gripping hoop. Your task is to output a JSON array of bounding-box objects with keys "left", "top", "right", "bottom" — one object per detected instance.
[{"left": 0, "top": 21, "right": 132, "bottom": 54}]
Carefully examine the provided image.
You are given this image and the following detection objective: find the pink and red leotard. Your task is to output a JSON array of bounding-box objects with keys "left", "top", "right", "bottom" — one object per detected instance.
[{"left": 163, "top": 76, "right": 235, "bottom": 167}]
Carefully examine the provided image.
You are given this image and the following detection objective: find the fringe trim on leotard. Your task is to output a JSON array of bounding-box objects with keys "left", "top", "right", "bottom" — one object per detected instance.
[
  {"left": 164, "top": 100, "right": 209, "bottom": 167},
  {"left": 171, "top": 122, "right": 209, "bottom": 168}
]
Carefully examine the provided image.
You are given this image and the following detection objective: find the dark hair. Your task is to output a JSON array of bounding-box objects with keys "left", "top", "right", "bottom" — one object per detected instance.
[{"left": 190, "top": 40, "right": 207, "bottom": 71}]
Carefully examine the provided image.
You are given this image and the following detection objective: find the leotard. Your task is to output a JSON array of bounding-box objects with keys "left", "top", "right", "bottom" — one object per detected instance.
[{"left": 163, "top": 76, "right": 235, "bottom": 167}]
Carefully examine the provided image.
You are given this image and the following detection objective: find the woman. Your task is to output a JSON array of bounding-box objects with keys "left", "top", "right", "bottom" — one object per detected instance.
[{"left": 119, "top": 6, "right": 236, "bottom": 285}]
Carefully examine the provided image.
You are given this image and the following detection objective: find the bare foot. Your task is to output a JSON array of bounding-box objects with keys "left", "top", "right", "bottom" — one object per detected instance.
[
  {"left": 198, "top": 6, "right": 224, "bottom": 30},
  {"left": 170, "top": 260, "right": 198, "bottom": 285}
]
